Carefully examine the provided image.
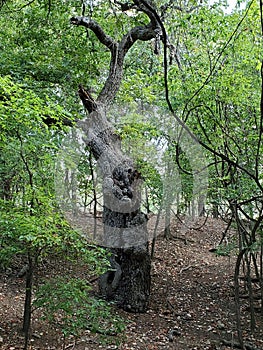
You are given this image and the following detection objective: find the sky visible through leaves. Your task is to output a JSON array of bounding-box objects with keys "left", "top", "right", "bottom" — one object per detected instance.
[{"left": 209, "top": 0, "right": 247, "bottom": 12}]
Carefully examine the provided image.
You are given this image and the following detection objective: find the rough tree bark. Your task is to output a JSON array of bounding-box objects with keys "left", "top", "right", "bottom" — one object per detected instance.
[{"left": 70, "top": 0, "right": 161, "bottom": 312}]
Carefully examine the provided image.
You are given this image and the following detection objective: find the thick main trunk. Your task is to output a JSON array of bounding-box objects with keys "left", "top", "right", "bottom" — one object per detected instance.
[
  {"left": 116, "top": 246, "right": 151, "bottom": 313},
  {"left": 99, "top": 206, "right": 151, "bottom": 312},
  {"left": 98, "top": 168, "right": 151, "bottom": 312},
  {"left": 78, "top": 100, "right": 151, "bottom": 312},
  {"left": 99, "top": 243, "right": 151, "bottom": 313}
]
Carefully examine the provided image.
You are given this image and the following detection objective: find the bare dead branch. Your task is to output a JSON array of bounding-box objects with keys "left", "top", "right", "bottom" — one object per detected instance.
[
  {"left": 120, "top": 23, "right": 158, "bottom": 54},
  {"left": 78, "top": 85, "right": 97, "bottom": 113}
]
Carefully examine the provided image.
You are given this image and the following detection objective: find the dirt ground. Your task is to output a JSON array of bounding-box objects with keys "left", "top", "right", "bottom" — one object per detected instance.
[{"left": 0, "top": 217, "right": 263, "bottom": 350}]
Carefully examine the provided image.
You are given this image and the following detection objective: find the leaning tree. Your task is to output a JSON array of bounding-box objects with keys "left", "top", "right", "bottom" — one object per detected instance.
[{"left": 69, "top": 0, "right": 164, "bottom": 312}]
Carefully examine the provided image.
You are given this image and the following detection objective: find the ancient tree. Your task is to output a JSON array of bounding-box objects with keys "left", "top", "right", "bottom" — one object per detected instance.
[{"left": 70, "top": 0, "right": 161, "bottom": 312}]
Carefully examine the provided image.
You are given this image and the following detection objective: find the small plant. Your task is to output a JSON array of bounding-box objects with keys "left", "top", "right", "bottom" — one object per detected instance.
[
  {"left": 215, "top": 241, "right": 237, "bottom": 257},
  {"left": 34, "top": 277, "right": 126, "bottom": 347}
]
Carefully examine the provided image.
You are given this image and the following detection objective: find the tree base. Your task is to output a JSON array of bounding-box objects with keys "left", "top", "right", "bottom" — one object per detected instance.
[{"left": 99, "top": 245, "right": 151, "bottom": 313}]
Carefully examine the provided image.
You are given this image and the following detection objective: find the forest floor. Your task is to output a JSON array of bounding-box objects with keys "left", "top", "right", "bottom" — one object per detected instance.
[{"left": 1, "top": 217, "right": 263, "bottom": 350}]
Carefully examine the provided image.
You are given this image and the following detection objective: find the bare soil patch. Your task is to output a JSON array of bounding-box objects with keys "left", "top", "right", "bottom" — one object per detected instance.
[{"left": 0, "top": 218, "right": 262, "bottom": 349}]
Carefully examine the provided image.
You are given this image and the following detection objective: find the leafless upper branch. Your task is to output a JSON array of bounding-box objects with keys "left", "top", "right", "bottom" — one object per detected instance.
[
  {"left": 120, "top": 23, "right": 158, "bottom": 53},
  {"left": 70, "top": 16, "right": 116, "bottom": 51}
]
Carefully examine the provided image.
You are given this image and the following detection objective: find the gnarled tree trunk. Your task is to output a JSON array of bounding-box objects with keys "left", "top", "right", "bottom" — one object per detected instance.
[
  {"left": 71, "top": 0, "right": 161, "bottom": 312},
  {"left": 78, "top": 99, "right": 151, "bottom": 311}
]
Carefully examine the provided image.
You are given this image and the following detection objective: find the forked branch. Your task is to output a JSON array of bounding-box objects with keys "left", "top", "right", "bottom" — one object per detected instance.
[{"left": 71, "top": 0, "right": 161, "bottom": 106}]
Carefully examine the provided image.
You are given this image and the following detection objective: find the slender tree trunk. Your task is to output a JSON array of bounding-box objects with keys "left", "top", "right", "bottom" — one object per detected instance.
[
  {"left": 88, "top": 152, "right": 98, "bottom": 238},
  {"left": 164, "top": 205, "right": 171, "bottom": 239},
  {"left": 151, "top": 206, "right": 162, "bottom": 259},
  {"left": 244, "top": 252, "right": 256, "bottom": 332},
  {"left": 260, "top": 243, "right": 263, "bottom": 316},
  {"left": 234, "top": 249, "right": 245, "bottom": 350},
  {"left": 23, "top": 253, "right": 34, "bottom": 350}
]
